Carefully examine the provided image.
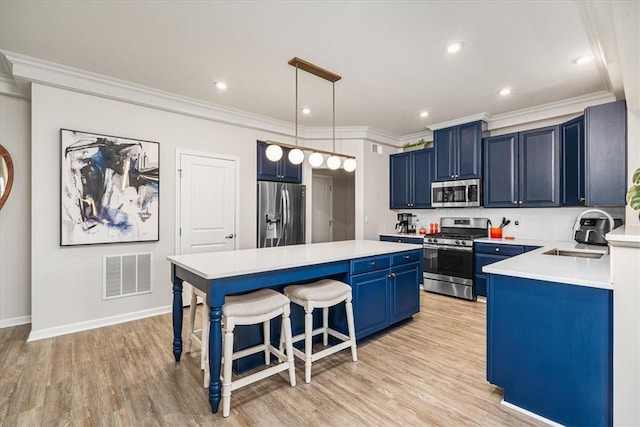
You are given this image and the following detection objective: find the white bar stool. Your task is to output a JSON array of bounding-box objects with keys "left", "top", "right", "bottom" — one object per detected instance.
[
  {"left": 221, "top": 288, "right": 296, "bottom": 418},
  {"left": 186, "top": 284, "right": 209, "bottom": 388},
  {"left": 283, "top": 279, "right": 357, "bottom": 384}
]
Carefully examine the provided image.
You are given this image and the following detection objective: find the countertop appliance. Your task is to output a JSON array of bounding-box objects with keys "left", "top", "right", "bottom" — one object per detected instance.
[
  {"left": 257, "top": 181, "right": 305, "bottom": 248},
  {"left": 396, "top": 212, "right": 416, "bottom": 234},
  {"left": 423, "top": 217, "right": 489, "bottom": 301},
  {"left": 572, "top": 209, "right": 622, "bottom": 246},
  {"left": 432, "top": 178, "right": 482, "bottom": 208}
]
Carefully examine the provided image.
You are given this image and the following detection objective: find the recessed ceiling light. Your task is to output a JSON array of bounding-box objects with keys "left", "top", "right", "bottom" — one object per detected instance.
[
  {"left": 499, "top": 88, "right": 512, "bottom": 96},
  {"left": 573, "top": 56, "right": 593, "bottom": 65},
  {"left": 301, "top": 107, "right": 311, "bottom": 115},
  {"left": 215, "top": 81, "right": 227, "bottom": 90},
  {"left": 447, "top": 42, "right": 463, "bottom": 54},
  {"left": 420, "top": 111, "right": 429, "bottom": 118}
]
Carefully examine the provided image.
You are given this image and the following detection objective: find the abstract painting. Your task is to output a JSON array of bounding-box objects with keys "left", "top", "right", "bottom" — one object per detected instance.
[{"left": 60, "top": 129, "right": 159, "bottom": 246}]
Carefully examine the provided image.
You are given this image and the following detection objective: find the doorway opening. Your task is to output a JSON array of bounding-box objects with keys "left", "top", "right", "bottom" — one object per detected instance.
[{"left": 311, "top": 169, "right": 355, "bottom": 243}]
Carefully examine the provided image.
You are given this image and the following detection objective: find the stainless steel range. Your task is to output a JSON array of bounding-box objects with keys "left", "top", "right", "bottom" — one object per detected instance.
[{"left": 423, "top": 217, "right": 489, "bottom": 301}]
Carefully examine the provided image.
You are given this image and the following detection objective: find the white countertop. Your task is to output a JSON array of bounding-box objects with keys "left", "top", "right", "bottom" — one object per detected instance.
[
  {"left": 481, "top": 239, "right": 612, "bottom": 290},
  {"left": 167, "top": 240, "right": 422, "bottom": 280},
  {"left": 379, "top": 232, "right": 425, "bottom": 239},
  {"left": 606, "top": 224, "right": 640, "bottom": 247}
]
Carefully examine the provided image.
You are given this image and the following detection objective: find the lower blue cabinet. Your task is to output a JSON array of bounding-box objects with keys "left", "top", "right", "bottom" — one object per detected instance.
[
  {"left": 474, "top": 243, "right": 539, "bottom": 297},
  {"left": 350, "top": 250, "right": 421, "bottom": 339},
  {"left": 487, "top": 274, "right": 612, "bottom": 426}
]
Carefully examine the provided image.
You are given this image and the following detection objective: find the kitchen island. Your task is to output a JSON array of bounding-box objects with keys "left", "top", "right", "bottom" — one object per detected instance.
[
  {"left": 167, "top": 240, "right": 422, "bottom": 414},
  {"left": 482, "top": 241, "right": 612, "bottom": 426}
]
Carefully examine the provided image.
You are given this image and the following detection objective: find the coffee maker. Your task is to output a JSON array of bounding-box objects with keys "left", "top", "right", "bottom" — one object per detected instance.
[{"left": 396, "top": 213, "right": 416, "bottom": 234}]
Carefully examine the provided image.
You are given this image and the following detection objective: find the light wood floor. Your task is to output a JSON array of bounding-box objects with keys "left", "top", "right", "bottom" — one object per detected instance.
[{"left": 0, "top": 292, "right": 547, "bottom": 426}]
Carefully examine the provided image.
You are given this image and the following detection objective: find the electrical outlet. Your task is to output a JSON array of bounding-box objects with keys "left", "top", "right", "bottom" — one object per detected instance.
[{"left": 514, "top": 218, "right": 521, "bottom": 228}]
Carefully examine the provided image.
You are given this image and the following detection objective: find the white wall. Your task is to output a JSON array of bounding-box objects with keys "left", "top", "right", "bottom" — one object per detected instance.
[
  {"left": 363, "top": 141, "right": 397, "bottom": 240},
  {"left": 28, "top": 83, "right": 304, "bottom": 339},
  {"left": 0, "top": 94, "right": 31, "bottom": 327}
]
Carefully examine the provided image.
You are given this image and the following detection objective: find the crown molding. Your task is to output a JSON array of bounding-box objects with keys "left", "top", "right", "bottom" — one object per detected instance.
[
  {"left": 0, "top": 73, "right": 29, "bottom": 99},
  {"left": 428, "top": 113, "right": 493, "bottom": 131},
  {"left": 488, "top": 91, "right": 616, "bottom": 130},
  {"left": 0, "top": 51, "right": 622, "bottom": 145}
]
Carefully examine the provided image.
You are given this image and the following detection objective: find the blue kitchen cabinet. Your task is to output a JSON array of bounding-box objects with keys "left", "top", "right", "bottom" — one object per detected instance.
[
  {"left": 434, "top": 121, "right": 485, "bottom": 181},
  {"left": 473, "top": 243, "right": 539, "bottom": 297},
  {"left": 487, "top": 274, "right": 612, "bottom": 426},
  {"left": 389, "top": 149, "right": 434, "bottom": 209},
  {"left": 257, "top": 141, "right": 302, "bottom": 183},
  {"left": 350, "top": 250, "right": 421, "bottom": 339},
  {"left": 561, "top": 116, "right": 585, "bottom": 206},
  {"left": 585, "top": 100, "right": 627, "bottom": 206},
  {"left": 484, "top": 126, "right": 560, "bottom": 208}
]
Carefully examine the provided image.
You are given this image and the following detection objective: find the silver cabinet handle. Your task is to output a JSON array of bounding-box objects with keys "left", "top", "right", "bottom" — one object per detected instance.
[
  {"left": 495, "top": 248, "right": 500, "bottom": 252},
  {"left": 388, "top": 273, "right": 396, "bottom": 279},
  {"left": 225, "top": 234, "right": 234, "bottom": 239},
  {"left": 371, "top": 261, "right": 376, "bottom": 267},
  {"left": 404, "top": 255, "right": 410, "bottom": 259}
]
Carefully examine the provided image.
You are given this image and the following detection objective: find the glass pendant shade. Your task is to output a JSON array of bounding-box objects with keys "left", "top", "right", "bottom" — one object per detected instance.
[
  {"left": 308, "top": 152, "right": 324, "bottom": 167},
  {"left": 288, "top": 148, "right": 304, "bottom": 165},
  {"left": 265, "top": 144, "right": 283, "bottom": 162},
  {"left": 327, "top": 155, "right": 341, "bottom": 170},
  {"left": 343, "top": 158, "right": 357, "bottom": 172}
]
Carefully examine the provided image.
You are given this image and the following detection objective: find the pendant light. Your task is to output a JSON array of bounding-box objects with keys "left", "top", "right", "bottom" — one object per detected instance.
[
  {"left": 267, "top": 58, "right": 356, "bottom": 172},
  {"left": 288, "top": 63, "right": 305, "bottom": 165}
]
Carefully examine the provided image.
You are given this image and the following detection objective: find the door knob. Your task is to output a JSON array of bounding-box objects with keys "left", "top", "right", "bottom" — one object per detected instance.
[{"left": 225, "top": 234, "right": 234, "bottom": 239}]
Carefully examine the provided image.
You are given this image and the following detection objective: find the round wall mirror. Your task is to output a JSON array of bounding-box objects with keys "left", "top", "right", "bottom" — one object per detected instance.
[{"left": 0, "top": 144, "right": 14, "bottom": 210}]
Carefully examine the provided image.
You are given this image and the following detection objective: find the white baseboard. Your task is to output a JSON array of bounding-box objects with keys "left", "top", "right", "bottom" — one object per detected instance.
[
  {"left": 27, "top": 305, "right": 172, "bottom": 342},
  {"left": 501, "top": 400, "right": 564, "bottom": 427},
  {"left": 0, "top": 315, "right": 32, "bottom": 328}
]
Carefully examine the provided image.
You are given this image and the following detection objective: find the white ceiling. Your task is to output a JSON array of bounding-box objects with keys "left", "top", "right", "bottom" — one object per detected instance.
[{"left": 0, "top": 1, "right": 618, "bottom": 137}]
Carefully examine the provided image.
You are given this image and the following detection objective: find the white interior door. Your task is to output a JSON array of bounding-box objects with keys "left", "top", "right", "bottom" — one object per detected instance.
[
  {"left": 312, "top": 174, "right": 333, "bottom": 243},
  {"left": 178, "top": 153, "right": 237, "bottom": 303}
]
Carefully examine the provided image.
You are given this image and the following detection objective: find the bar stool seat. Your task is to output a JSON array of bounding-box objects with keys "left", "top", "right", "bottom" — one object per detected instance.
[
  {"left": 221, "top": 288, "right": 296, "bottom": 418},
  {"left": 283, "top": 279, "right": 357, "bottom": 384}
]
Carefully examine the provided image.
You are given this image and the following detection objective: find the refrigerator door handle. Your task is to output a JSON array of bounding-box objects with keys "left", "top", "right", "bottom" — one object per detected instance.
[
  {"left": 281, "top": 187, "right": 288, "bottom": 229},
  {"left": 284, "top": 188, "right": 290, "bottom": 227}
]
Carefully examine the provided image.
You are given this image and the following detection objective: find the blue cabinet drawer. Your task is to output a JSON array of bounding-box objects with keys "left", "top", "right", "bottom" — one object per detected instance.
[
  {"left": 391, "top": 250, "right": 421, "bottom": 266},
  {"left": 351, "top": 255, "right": 390, "bottom": 275},
  {"left": 475, "top": 243, "right": 525, "bottom": 257}
]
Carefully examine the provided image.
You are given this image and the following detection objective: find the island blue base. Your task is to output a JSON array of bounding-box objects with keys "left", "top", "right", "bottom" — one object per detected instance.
[{"left": 487, "top": 274, "right": 612, "bottom": 426}]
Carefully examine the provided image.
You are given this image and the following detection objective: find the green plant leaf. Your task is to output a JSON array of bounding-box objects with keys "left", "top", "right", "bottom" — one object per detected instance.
[
  {"left": 627, "top": 184, "right": 640, "bottom": 210},
  {"left": 632, "top": 168, "right": 640, "bottom": 186}
]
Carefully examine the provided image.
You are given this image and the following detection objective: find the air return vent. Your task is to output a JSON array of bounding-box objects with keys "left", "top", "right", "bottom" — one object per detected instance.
[{"left": 103, "top": 253, "right": 152, "bottom": 299}]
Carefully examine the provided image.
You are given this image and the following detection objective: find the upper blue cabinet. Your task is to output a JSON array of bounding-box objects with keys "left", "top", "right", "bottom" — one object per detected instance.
[
  {"left": 585, "top": 100, "right": 627, "bottom": 206},
  {"left": 389, "top": 148, "right": 434, "bottom": 209},
  {"left": 434, "top": 121, "right": 486, "bottom": 181},
  {"left": 484, "top": 125, "right": 561, "bottom": 208},
  {"left": 561, "top": 116, "right": 586, "bottom": 206},
  {"left": 257, "top": 141, "right": 302, "bottom": 183}
]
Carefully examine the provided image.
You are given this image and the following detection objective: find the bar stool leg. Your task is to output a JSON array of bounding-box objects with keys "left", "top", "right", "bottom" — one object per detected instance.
[
  {"left": 304, "top": 308, "right": 313, "bottom": 384},
  {"left": 282, "top": 305, "right": 296, "bottom": 387},
  {"left": 221, "top": 322, "right": 235, "bottom": 418},
  {"left": 263, "top": 320, "right": 271, "bottom": 366},
  {"left": 345, "top": 294, "right": 358, "bottom": 362},
  {"left": 322, "top": 307, "right": 329, "bottom": 346},
  {"left": 187, "top": 291, "right": 197, "bottom": 353}
]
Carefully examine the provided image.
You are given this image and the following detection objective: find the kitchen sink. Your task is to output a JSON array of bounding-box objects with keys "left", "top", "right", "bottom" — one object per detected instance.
[{"left": 542, "top": 249, "right": 605, "bottom": 259}]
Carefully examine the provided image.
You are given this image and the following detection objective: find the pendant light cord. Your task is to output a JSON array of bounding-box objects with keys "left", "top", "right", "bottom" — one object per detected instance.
[
  {"left": 295, "top": 64, "right": 299, "bottom": 147},
  {"left": 332, "top": 81, "right": 336, "bottom": 153}
]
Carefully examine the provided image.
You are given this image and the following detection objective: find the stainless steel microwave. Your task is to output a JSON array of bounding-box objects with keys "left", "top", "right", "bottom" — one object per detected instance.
[{"left": 431, "top": 179, "right": 482, "bottom": 208}]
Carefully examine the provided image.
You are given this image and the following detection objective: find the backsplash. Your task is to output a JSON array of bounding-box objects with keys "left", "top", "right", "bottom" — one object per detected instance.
[{"left": 407, "top": 207, "right": 626, "bottom": 242}]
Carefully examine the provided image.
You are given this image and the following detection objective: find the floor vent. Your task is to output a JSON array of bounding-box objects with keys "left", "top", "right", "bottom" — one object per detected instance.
[{"left": 103, "top": 253, "right": 152, "bottom": 299}]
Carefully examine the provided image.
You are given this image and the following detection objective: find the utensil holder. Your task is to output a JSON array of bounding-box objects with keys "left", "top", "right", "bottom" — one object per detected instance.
[{"left": 490, "top": 227, "right": 503, "bottom": 239}]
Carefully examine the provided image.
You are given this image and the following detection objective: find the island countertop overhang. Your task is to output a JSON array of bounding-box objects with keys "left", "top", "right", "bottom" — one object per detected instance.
[{"left": 167, "top": 240, "right": 422, "bottom": 280}]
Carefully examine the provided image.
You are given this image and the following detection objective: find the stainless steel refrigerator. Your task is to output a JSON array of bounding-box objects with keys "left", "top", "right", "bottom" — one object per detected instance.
[{"left": 257, "top": 181, "right": 306, "bottom": 248}]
